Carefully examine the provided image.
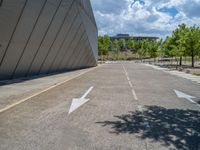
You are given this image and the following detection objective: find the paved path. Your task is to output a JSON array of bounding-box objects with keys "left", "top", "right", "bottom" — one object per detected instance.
[
  {"left": 145, "top": 64, "right": 200, "bottom": 84},
  {"left": 0, "top": 63, "right": 200, "bottom": 150},
  {"left": 0, "top": 67, "right": 95, "bottom": 111}
]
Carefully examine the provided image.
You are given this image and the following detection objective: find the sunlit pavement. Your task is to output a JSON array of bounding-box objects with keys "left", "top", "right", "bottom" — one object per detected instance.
[{"left": 0, "top": 62, "right": 200, "bottom": 150}]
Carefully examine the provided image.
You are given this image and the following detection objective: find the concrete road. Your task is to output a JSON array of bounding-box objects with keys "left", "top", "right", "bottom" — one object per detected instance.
[
  {"left": 0, "top": 63, "right": 200, "bottom": 150},
  {"left": 0, "top": 68, "right": 95, "bottom": 111}
]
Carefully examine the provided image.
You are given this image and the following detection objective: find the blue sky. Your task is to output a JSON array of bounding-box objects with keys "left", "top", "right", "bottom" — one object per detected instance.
[{"left": 90, "top": 0, "right": 200, "bottom": 38}]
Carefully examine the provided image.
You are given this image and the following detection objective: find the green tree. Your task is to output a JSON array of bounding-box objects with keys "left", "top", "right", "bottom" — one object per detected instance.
[
  {"left": 127, "top": 39, "right": 137, "bottom": 53},
  {"left": 98, "top": 36, "right": 104, "bottom": 58},
  {"left": 112, "top": 39, "right": 120, "bottom": 60},
  {"left": 185, "top": 25, "right": 200, "bottom": 67},
  {"left": 98, "top": 35, "right": 111, "bottom": 60},
  {"left": 127, "top": 39, "right": 133, "bottom": 49},
  {"left": 162, "top": 24, "right": 200, "bottom": 67},
  {"left": 112, "top": 39, "right": 120, "bottom": 51},
  {"left": 138, "top": 40, "right": 148, "bottom": 60},
  {"left": 102, "top": 35, "right": 111, "bottom": 54},
  {"left": 171, "top": 24, "right": 188, "bottom": 66},
  {"left": 148, "top": 40, "right": 159, "bottom": 61},
  {"left": 157, "top": 39, "right": 164, "bottom": 58},
  {"left": 119, "top": 38, "right": 126, "bottom": 50}
]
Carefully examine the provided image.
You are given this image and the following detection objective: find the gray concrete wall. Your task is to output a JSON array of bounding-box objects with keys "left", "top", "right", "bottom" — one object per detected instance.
[{"left": 0, "top": 0, "right": 97, "bottom": 80}]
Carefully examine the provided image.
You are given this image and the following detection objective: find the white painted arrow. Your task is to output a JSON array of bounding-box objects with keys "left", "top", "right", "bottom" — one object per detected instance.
[
  {"left": 68, "top": 86, "right": 94, "bottom": 114},
  {"left": 174, "top": 90, "right": 200, "bottom": 107}
]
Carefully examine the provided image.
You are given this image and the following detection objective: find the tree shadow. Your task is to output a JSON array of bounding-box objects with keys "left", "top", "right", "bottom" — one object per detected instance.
[
  {"left": 96, "top": 106, "right": 200, "bottom": 150},
  {"left": 196, "top": 99, "right": 200, "bottom": 105}
]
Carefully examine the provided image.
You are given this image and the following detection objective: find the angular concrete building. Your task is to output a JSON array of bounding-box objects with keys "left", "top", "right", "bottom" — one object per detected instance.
[{"left": 0, "top": 0, "right": 98, "bottom": 80}]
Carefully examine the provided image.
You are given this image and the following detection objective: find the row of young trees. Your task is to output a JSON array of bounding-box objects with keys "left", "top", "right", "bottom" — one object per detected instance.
[
  {"left": 162, "top": 24, "right": 200, "bottom": 67},
  {"left": 98, "top": 24, "right": 200, "bottom": 67}
]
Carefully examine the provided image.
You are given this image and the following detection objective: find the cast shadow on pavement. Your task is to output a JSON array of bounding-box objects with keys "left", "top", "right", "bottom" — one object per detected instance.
[
  {"left": 197, "top": 99, "right": 200, "bottom": 105},
  {"left": 96, "top": 106, "right": 200, "bottom": 150}
]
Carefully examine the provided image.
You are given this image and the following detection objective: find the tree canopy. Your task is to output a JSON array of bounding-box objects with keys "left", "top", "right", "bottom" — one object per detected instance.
[{"left": 98, "top": 24, "right": 200, "bottom": 67}]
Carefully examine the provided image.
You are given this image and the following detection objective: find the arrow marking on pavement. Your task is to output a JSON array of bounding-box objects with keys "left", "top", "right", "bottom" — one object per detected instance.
[
  {"left": 68, "top": 86, "right": 94, "bottom": 114},
  {"left": 174, "top": 90, "right": 200, "bottom": 107}
]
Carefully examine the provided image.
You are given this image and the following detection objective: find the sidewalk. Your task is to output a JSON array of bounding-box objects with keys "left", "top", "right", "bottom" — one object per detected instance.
[
  {"left": 0, "top": 67, "right": 96, "bottom": 112},
  {"left": 145, "top": 64, "right": 200, "bottom": 84}
]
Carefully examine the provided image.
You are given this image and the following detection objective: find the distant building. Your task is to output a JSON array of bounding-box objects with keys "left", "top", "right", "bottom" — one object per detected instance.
[
  {"left": 132, "top": 36, "right": 159, "bottom": 41},
  {"left": 110, "top": 34, "right": 159, "bottom": 42}
]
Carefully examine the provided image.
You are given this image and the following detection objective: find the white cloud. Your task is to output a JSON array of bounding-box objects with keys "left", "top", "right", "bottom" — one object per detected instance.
[{"left": 90, "top": 0, "right": 200, "bottom": 38}]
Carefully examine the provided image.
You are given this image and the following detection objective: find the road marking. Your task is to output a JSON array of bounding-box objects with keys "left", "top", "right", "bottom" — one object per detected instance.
[
  {"left": 122, "top": 65, "right": 128, "bottom": 75},
  {"left": 132, "top": 89, "right": 138, "bottom": 100},
  {"left": 68, "top": 86, "right": 94, "bottom": 114},
  {"left": 81, "top": 86, "right": 94, "bottom": 99},
  {"left": 138, "top": 105, "right": 143, "bottom": 111},
  {"left": 122, "top": 64, "right": 138, "bottom": 101},
  {"left": 174, "top": 90, "right": 200, "bottom": 107},
  {"left": 0, "top": 67, "right": 99, "bottom": 113},
  {"left": 128, "top": 81, "right": 133, "bottom": 88},
  {"left": 122, "top": 64, "right": 150, "bottom": 148}
]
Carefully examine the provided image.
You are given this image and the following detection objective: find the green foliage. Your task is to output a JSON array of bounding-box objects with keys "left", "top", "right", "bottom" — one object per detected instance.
[
  {"left": 127, "top": 39, "right": 138, "bottom": 53},
  {"left": 148, "top": 40, "right": 159, "bottom": 58},
  {"left": 98, "top": 23, "right": 200, "bottom": 66},
  {"left": 119, "top": 38, "right": 126, "bottom": 49},
  {"left": 163, "top": 24, "right": 200, "bottom": 67},
  {"left": 98, "top": 35, "right": 111, "bottom": 55},
  {"left": 112, "top": 39, "right": 120, "bottom": 52},
  {"left": 137, "top": 40, "right": 148, "bottom": 59},
  {"left": 185, "top": 25, "right": 200, "bottom": 67}
]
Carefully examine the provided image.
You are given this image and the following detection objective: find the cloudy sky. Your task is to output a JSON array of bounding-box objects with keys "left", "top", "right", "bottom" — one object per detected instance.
[{"left": 90, "top": 0, "right": 200, "bottom": 38}]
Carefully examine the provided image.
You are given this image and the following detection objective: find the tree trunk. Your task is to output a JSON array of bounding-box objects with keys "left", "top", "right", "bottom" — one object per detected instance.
[
  {"left": 101, "top": 51, "right": 103, "bottom": 62},
  {"left": 117, "top": 51, "right": 119, "bottom": 60},
  {"left": 175, "top": 57, "right": 178, "bottom": 70},
  {"left": 191, "top": 50, "right": 194, "bottom": 67},
  {"left": 184, "top": 56, "right": 187, "bottom": 65},
  {"left": 154, "top": 57, "right": 156, "bottom": 62},
  {"left": 179, "top": 56, "right": 182, "bottom": 66}
]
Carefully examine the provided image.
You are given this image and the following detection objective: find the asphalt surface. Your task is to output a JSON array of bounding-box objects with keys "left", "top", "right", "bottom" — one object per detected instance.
[
  {"left": 0, "top": 63, "right": 200, "bottom": 150},
  {"left": 0, "top": 67, "right": 95, "bottom": 111}
]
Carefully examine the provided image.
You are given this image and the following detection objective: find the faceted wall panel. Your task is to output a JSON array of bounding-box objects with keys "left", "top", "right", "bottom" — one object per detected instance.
[{"left": 0, "top": 0, "right": 97, "bottom": 80}]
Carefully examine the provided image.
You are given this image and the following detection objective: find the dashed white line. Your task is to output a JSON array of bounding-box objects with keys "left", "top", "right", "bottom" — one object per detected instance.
[
  {"left": 122, "top": 65, "right": 138, "bottom": 100},
  {"left": 128, "top": 81, "right": 133, "bottom": 88},
  {"left": 122, "top": 64, "right": 150, "bottom": 149},
  {"left": 132, "top": 89, "right": 138, "bottom": 100}
]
